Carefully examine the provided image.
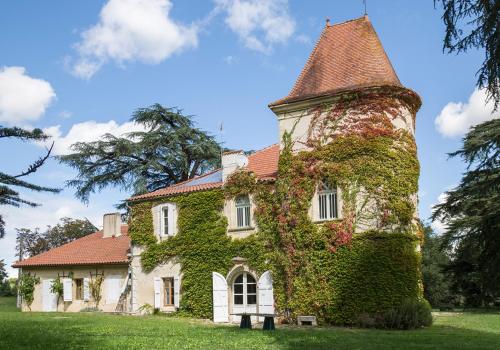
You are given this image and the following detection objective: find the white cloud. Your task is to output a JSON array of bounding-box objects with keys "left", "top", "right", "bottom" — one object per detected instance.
[
  {"left": 435, "top": 88, "right": 500, "bottom": 137},
  {"left": 295, "top": 34, "right": 311, "bottom": 45},
  {"left": 0, "top": 66, "right": 56, "bottom": 124},
  {"left": 0, "top": 192, "right": 114, "bottom": 277},
  {"left": 224, "top": 55, "right": 236, "bottom": 64},
  {"left": 430, "top": 192, "right": 448, "bottom": 234},
  {"left": 41, "top": 120, "right": 145, "bottom": 155},
  {"left": 216, "top": 0, "right": 295, "bottom": 54},
  {"left": 71, "top": 0, "right": 198, "bottom": 79}
]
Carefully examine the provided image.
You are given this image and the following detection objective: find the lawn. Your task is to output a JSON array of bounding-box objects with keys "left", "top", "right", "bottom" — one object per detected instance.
[{"left": 1, "top": 297, "right": 499, "bottom": 350}]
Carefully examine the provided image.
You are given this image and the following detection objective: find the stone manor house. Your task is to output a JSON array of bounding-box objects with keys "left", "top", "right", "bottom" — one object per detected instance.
[{"left": 14, "top": 15, "right": 422, "bottom": 324}]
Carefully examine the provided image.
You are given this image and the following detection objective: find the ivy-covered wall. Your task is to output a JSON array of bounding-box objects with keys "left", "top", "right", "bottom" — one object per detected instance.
[
  {"left": 128, "top": 190, "right": 267, "bottom": 318},
  {"left": 129, "top": 86, "right": 424, "bottom": 325}
]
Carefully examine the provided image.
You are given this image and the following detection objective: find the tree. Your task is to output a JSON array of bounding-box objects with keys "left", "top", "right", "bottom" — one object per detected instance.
[
  {"left": 16, "top": 217, "right": 97, "bottom": 258},
  {"left": 421, "top": 225, "right": 454, "bottom": 307},
  {"left": 432, "top": 118, "right": 500, "bottom": 306},
  {"left": 0, "top": 259, "right": 7, "bottom": 283},
  {"left": 59, "top": 104, "right": 221, "bottom": 202},
  {"left": 434, "top": 0, "right": 499, "bottom": 109},
  {"left": 0, "top": 126, "right": 60, "bottom": 238}
]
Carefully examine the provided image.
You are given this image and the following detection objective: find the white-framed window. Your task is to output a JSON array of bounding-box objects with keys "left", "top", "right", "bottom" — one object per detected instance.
[
  {"left": 233, "top": 273, "right": 257, "bottom": 305},
  {"left": 318, "top": 179, "right": 339, "bottom": 220},
  {"left": 162, "top": 206, "right": 170, "bottom": 236},
  {"left": 235, "top": 195, "right": 251, "bottom": 228},
  {"left": 157, "top": 203, "right": 176, "bottom": 237}
]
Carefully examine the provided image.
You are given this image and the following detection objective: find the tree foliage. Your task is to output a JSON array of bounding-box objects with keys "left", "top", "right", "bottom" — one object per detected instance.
[
  {"left": 435, "top": 0, "right": 499, "bottom": 109},
  {"left": 18, "top": 273, "right": 40, "bottom": 311},
  {"left": 421, "top": 224, "right": 454, "bottom": 307},
  {"left": 16, "top": 217, "right": 97, "bottom": 258},
  {"left": 432, "top": 118, "right": 500, "bottom": 306},
  {"left": 0, "top": 126, "right": 60, "bottom": 238},
  {"left": 59, "top": 104, "right": 221, "bottom": 202}
]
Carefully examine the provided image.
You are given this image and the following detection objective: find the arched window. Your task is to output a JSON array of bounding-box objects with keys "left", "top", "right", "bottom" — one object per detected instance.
[
  {"left": 318, "top": 179, "right": 338, "bottom": 220},
  {"left": 233, "top": 273, "right": 257, "bottom": 305},
  {"left": 235, "top": 195, "right": 251, "bottom": 227}
]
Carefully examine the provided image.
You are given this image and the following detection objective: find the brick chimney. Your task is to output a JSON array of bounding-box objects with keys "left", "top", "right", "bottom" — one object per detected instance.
[{"left": 103, "top": 213, "right": 121, "bottom": 238}]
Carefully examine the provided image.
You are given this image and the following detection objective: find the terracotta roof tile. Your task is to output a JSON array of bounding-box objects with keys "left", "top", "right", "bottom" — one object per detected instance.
[
  {"left": 13, "top": 225, "right": 130, "bottom": 267},
  {"left": 246, "top": 144, "right": 279, "bottom": 179},
  {"left": 270, "top": 16, "right": 401, "bottom": 106},
  {"left": 129, "top": 144, "right": 280, "bottom": 201}
]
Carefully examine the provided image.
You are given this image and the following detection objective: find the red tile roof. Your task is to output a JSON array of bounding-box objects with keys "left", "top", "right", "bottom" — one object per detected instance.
[
  {"left": 247, "top": 144, "right": 279, "bottom": 179},
  {"left": 129, "top": 144, "right": 280, "bottom": 201},
  {"left": 13, "top": 225, "right": 130, "bottom": 268},
  {"left": 270, "top": 16, "right": 401, "bottom": 106},
  {"left": 129, "top": 170, "right": 224, "bottom": 201}
]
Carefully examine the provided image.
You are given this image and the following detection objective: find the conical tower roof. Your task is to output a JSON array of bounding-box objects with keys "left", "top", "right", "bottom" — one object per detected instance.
[{"left": 270, "top": 16, "right": 402, "bottom": 106}]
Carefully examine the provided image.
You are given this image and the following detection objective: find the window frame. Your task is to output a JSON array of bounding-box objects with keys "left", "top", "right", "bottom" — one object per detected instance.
[
  {"left": 158, "top": 203, "right": 176, "bottom": 237},
  {"left": 163, "top": 277, "right": 175, "bottom": 306},
  {"left": 74, "top": 278, "right": 84, "bottom": 300},
  {"left": 161, "top": 205, "right": 169, "bottom": 237},
  {"left": 232, "top": 272, "right": 257, "bottom": 306},
  {"left": 235, "top": 195, "right": 251, "bottom": 228},
  {"left": 317, "top": 180, "right": 339, "bottom": 221}
]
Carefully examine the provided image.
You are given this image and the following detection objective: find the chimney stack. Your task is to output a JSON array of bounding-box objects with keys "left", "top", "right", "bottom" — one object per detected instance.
[
  {"left": 103, "top": 213, "right": 121, "bottom": 238},
  {"left": 222, "top": 150, "right": 248, "bottom": 181}
]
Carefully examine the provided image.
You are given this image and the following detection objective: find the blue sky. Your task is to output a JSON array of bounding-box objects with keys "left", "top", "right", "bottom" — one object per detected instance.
[{"left": 0, "top": 0, "right": 497, "bottom": 276}]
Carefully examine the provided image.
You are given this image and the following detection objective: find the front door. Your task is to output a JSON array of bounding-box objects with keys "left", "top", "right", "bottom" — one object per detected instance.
[
  {"left": 42, "top": 279, "right": 57, "bottom": 312},
  {"left": 232, "top": 272, "right": 257, "bottom": 323}
]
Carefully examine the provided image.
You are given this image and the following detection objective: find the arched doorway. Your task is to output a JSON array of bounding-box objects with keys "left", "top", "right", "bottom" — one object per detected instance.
[
  {"left": 212, "top": 269, "right": 274, "bottom": 323},
  {"left": 232, "top": 272, "right": 257, "bottom": 318}
]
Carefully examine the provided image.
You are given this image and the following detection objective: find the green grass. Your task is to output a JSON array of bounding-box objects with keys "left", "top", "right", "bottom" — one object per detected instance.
[{"left": 1, "top": 297, "right": 499, "bottom": 350}]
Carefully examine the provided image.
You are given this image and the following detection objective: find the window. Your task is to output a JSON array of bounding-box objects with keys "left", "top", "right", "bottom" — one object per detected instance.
[
  {"left": 235, "top": 195, "right": 251, "bottom": 227},
  {"left": 74, "top": 278, "right": 83, "bottom": 300},
  {"left": 233, "top": 273, "right": 257, "bottom": 306},
  {"left": 158, "top": 203, "right": 176, "bottom": 237},
  {"left": 318, "top": 180, "right": 338, "bottom": 220},
  {"left": 162, "top": 206, "right": 169, "bottom": 236},
  {"left": 163, "top": 278, "right": 175, "bottom": 306}
]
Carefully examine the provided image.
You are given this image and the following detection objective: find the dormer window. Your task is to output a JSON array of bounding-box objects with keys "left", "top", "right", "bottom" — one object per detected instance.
[
  {"left": 318, "top": 179, "right": 338, "bottom": 220},
  {"left": 235, "top": 195, "right": 251, "bottom": 228}
]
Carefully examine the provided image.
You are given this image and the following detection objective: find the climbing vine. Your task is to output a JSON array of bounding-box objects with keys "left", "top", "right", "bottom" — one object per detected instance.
[
  {"left": 129, "top": 190, "right": 267, "bottom": 318},
  {"left": 19, "top": 273, "right": 40, "bottom": 311},
  {"left": 129, "top": 86, "right": 425, "bottom": 325}
]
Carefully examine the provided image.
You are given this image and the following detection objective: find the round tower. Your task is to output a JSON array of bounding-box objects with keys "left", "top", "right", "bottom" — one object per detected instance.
[{"left": 267, "top": 16, "right": 424, "bottom": 324}]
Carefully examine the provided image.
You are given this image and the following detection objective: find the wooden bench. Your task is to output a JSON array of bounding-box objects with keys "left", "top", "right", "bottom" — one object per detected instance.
[{"left": 230, "top": 313, "right": 276, "bottom": 330}]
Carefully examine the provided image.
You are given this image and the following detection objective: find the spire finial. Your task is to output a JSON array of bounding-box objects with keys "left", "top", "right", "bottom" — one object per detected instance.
[
  {"left": 363, "top": 0, "right": 367, "bottom": 15},
  {"left": 325, "top": 18, "right": 330, "bottom": 27}
]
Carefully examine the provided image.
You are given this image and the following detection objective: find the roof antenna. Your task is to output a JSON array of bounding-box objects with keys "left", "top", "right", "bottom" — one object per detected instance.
[
  {"left": 363, "top": 0, "right": 367, "bottom": 15},
  {"left": 219, "top": 122, "right": 224, "bottom": 168}
]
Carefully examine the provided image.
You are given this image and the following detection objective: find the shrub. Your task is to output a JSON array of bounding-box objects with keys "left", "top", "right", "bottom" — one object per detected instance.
[
  {"left": 381, "top": 299, "right": 433, "bottom": 329},
  {"left": 18, "top": 273, "right": 40, "bottom": 311}
]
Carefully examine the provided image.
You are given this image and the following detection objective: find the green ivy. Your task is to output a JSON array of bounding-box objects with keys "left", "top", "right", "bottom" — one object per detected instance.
[
  {"left": 129, "top": 87, "right": 425, "bottom": 325},
  {"left": 19, "top": 273, "right": 40, "bottom": 311},
  {"left": 129, "top": 190, "right": 267, "bottom": 318}
]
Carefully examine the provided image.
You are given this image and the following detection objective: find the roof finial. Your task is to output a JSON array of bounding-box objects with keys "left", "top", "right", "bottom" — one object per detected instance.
[
  {"left": 325, "top": 17, "right": 330, "bottom": 27},
  {"left": 363, "top": 0, "right": 367, "bottom": 15}
]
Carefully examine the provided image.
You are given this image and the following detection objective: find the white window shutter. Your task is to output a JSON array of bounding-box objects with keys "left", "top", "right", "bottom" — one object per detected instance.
[
  {"left": 154, "top": 277, "right": 162, "bottom": 309},
  {"left": 212, "top": 272, "right": 228, "bottom": 323},
  {"left": 151, "top": 205, "right": 161, "bottom": 237},
  {"left": 167, "top": 204, "right": 175, "bottom": 236},
  {"left": 63, "top": 278, "right": 73, "bottom": 302},
  {"left": 258, "top": 271, "right": 274, "bottom": 320},
  {"left": 83, "top": 278, "right": 90, "bottom": 301},
  {"left": 174, "top": 275, "right": 180, "bottom": 308}
]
